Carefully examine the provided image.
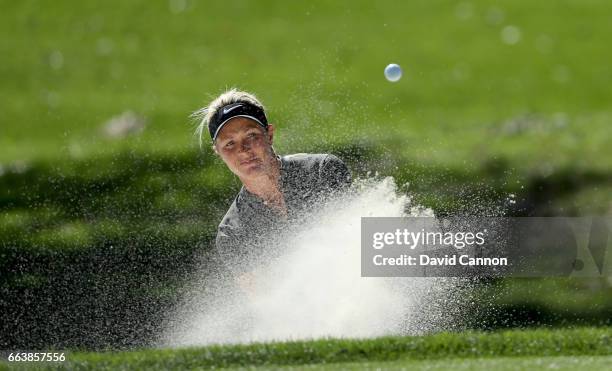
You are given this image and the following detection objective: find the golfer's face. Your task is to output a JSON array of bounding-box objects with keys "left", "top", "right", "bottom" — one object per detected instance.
[{"left": 214, "top": 117, "right": 275, "bottom": 179}]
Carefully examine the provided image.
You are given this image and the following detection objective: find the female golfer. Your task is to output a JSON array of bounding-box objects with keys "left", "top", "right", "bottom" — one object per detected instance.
[{"left": 195, "top": 88, "right": 351, "bottom": 289}]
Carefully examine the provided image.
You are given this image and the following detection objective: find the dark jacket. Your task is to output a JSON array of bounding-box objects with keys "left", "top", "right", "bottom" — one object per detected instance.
[{"left": 216, "top": 153, "right": 351, "bottom": 276}]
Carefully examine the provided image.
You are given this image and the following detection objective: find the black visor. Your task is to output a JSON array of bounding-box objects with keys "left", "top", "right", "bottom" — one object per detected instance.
[{"left": 209, "top": 102, "right": 268, "bottom": 141}]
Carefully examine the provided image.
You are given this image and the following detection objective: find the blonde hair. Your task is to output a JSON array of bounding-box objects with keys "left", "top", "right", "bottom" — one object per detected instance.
[{"left": 193, "top": 88, "right": 265, "bottom": 147}]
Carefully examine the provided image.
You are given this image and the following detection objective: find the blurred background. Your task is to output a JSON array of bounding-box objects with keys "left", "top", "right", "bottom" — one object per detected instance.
[{"left": 1, "top": 0, "right": 611, "bottom": 349}]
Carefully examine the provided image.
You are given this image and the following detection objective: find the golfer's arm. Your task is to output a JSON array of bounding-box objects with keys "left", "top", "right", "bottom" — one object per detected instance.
[
  {"left": 215, "top": 226, "right": 256, "bottom": 278},
  {"left": 215, "top": 227, "right": 241, "bottom": 274}
]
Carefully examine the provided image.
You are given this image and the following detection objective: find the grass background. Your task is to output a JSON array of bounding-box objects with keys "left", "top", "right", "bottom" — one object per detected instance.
[
  {"left": 3, "top": 328, "right": 611, "bottom": 370},
  {"left": 1, "top": 0, "right": 611, "bottom": 361}
]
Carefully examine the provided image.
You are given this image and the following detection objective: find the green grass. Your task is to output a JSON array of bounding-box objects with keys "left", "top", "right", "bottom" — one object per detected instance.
[
  {"left": 2, "top": 0, "right": 612, "bottom": 353},
  {"left": 240, "top": 356, "right": 612, "bottom": 371},
  {"left": 2, "top": 327, "right": 610, "bottom": 370},
  {"left": 1, "top": 0, "right": 611, "bottom": 173}
]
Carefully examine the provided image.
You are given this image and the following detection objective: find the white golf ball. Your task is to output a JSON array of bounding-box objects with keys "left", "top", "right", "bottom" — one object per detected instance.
[{"left": 384, "top": 63, "right": 402, "bottom": 82}]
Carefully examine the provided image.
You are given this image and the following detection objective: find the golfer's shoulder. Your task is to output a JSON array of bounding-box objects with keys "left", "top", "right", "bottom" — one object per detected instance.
[{"left": 282, "top": 153, "right": 347, "bottom": 171}]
